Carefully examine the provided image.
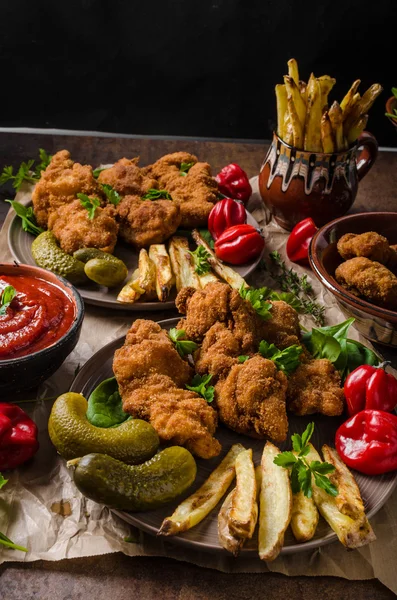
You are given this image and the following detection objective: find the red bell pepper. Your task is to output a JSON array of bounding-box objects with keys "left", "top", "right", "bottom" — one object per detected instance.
[
  {"left": 215, "top": 163, "right": 252, "bottom": 205},
  {"left": 208, "top": 198, "right": 246, "bottom": 241},
  {"left": 0, "top": 403, "right": 39, "bottom": 470},
  {"left": 286, "top": 217, "right": 318, "bottom": 265},
  {"left": 335, "top": 409, "right": 397, "bottom": 475},
  {"left": 214, "top": 224, "right": 264, "bottom": 265},
  {"left": 344, "top": 362, "right": 397, "bottom": 416}
]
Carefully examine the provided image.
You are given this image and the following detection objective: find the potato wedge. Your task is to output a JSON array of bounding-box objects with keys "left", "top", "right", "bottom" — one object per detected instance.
[
  {"left": 287, "top": 58, "right": 300, "bottom": 87},
  {"left": 306, "top": 444, "right": 376, "bottom": 549},
  {"left": 198, "top": 271, "right": 219, "bottom": 288},
  {"left": 290, "top": 488, "right": 319, "bottom": 543},
  {"left": 191, "top": 230, "right": 248, "bottom": 290},
  {"left": 344, "top": 83, "right": 383, "bottom": 134},
  {"left": 258, "top": 442, "right": 292, "bottom": 561},
  {"left": 347, "top": 114, "right": 368, "bottom": 145},
  {"left": 159, "top": 444, "right": 245, "bottom": 536},
  {"left": 328, "top": 101, "right": 345, "bottom": 151},
  {"left": 148, "top": 244, "right": 174, "bottom": 302},
  {"left": 304, "top": 74, "right": 322, "bottom": 152},
  {"left": 318, "top": 75, "right": 336, "bottom": 111},
  {"left": 117, "top": 268, "right": 144, "bottom": 303},
  {"left": 340, "top": 79, "right": 361, "bottom": 116},
  {"left": 321, "top": 445, "right": 364, "bottom": 521},
  {"left": 299, "top": 80, "right": 307, "bottom": 104},
  {"left": 276, "top": 84, "right": 288, "bottom": 140},
  {"left": 287, "top": 93, "right": 304, "bottom": 148},
  {"left": 168, "top": 236, "right": 200, "bottom": 291},
  {"left": 321, "top": 112, "right": 335, "bottom": 153},
  {"left": 218, "top": 489, "right": 244, "bottom": 556},
  {"left": 284, "top": 75, "right": 306, "bottom": 130},
  {"left": 137, "top": 248, "right": 157, "bottom": 299},
  {"left": 229, "top": 449, "right": 258, "bottom": 539}
]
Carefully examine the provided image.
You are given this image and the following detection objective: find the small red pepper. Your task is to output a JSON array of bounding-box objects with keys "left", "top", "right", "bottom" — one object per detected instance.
[
  {"left": 208, "top": 198, "right": 247, "bottom": 241},
  {"left": 344, "top": 362, "right": 397, "bottom": 416},
  {"left": 215, "top": 163, "right": 252, "bottom": 205},
  {"left": 335, "top": 409, "right": 397, "bottom": 475},
  {"left": 214, "top": 224, "right": 264, "bottom": 265},
  {"left": 0, "top": 403, "right": 39, "bottom": 470},
  {"left": 286, "top": 217, "right": 318, "bottom": 265}
]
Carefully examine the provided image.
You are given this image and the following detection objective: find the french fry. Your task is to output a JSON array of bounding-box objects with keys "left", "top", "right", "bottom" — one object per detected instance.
[
  {"left": 159, "top": 444, "right": 245, "bottom": 536},
  {"left": 284, "top": 76, "right": 306, "bottom": 130},
  {"left": 191, "top": 230, "right": 248, "bottom": 290},
  {"left": 137, "top": 248, "right": 157, "bottom": 299},
  {"left": 328, "top": 101, "right": 345, "bottom": 151},
  {"left": 287, "top": 94, "right": 304, "bottom": 148},
  {"left": 148, "top": 244, "right": 174, "bottom": 302},
  {"left": 229, "top": 449, "right": 258, "bottom": 539},
  {"left": 318, "top": 75, "right": 336, "bottom": 111},
  {"left": 117, "top": 268, "right": 144, "bottom": 304},
  {"left": 346, "top": 114, "right": 368, "bottom": 145},
  {"left": 340, "top": 79, "right": 361, "bottom": 115},
  {"left": 321, "top": 112, "right": 335, "bottom": 153},
  {"left": 306, "top": 444, "right": 376, "bottom": 549},
  {"left": 283, "top": 110, "right": 294, "bottom": 146},
  {"left": 304, "top": 74, "right": 322, "bottom": 152},
  {"left": 168, "top": 236, "right": 200, "bottom": 291},
  {"left": 275, "top": 84, "right": 288, "bottom": 140},
  {"left": 344, "top": 83, "right": 383, "bottom": 133},
  {"left": 218, "top": 489, "right": 244, "bottom": 556},
  {"left": 258, "top": 442, "right": 292, "bottom": 561},
  {"left": 287, "top": 58, "right": 300, "bottom": 87},
  {"left": 299, "top": 80, "right": 307, "bottom": 104},
  {"left": 290, "top": 488, "right": 319, "bottom": 543}
]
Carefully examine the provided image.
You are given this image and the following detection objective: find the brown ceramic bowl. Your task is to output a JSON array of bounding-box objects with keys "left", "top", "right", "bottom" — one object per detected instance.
[
  {"left": 309, "top": 212, "right": 397, "bottom": 347},
  {"left": 386, "top": 96, "right": 397, "bottom": 131},
  {"left": 0, "top": 263, "right": 84, "bottom": 395}
]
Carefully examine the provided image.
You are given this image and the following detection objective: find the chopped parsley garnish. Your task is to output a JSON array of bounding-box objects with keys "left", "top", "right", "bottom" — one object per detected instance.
[
  {"left": 189, "top": 245, "right": 212, "bottom": 275},
  {"left": 239, "top": 285, "right": 272, "bottom": 320},
  {"left": 186, "top": 374, "right": 215, "bottom": 403},
  {"left": 101, "top": 183, "right": 121, "bottom": 206},
  {"left": 258, "top": 340, "right": 302, "bottom": 375},
  {"left": 168, "top": 328, "right": 198, "bottom": 358},
  {"left": 142, "top": 189, "right": 172, "bottom": 200},
  {"left": 77, "top": 193, "right": 101, "bottom": 219}
]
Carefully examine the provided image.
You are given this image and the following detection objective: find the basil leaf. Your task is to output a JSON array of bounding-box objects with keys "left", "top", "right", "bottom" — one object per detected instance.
[{"left": 86, "top": 377, "right": 129, "bottom": 428}]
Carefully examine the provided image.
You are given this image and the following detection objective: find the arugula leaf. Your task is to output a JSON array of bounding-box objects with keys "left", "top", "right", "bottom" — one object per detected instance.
[
  {"left": 0, "top": 473, "right": 8, "bottom": 489},
  {"left": 258, "top": 340, "right": 302, "bottom": 375},
  {"left": 142, "top": 188, "right": 172, "bottom": 200},
  {"left": 168, "top": 328, "right": 198, "bottom": 358},
  {"left": 186, "top": 374, "right": 215, "bottom": 403},
  {"left": 101, "top": 183, "right": 121, "bottom": 206},
  {"left": 77, "top": 193, "right": 101, "bottom": 219},
  {"left": 0, "top": 285, "right": 16, "bottom": 316},
  {"left": 197, "top": 228, "right": 215, "bottom": 250},
  {"left": 86, "top": 377, "right": 128, "bottom": 428},
  {"left": 239, "top": 286, "right": 272, "bottom": 320},
  {"left": 6, "top": 200, "right": 44, "bottom": 236},
  {"left": 34, "top": 148, "right": 52, "bottom": 178},
  {"left": 189, "top": 245, "right": 212, "bottom": 275},
  {"left": 180, "top": 162, "right": 195, "bottom": 176},
  {"left": 238, "top": 355, "right": 250, "bottom": 363},
  {"left": 93, "top": 167, "right": 105, "bottom": 179}
]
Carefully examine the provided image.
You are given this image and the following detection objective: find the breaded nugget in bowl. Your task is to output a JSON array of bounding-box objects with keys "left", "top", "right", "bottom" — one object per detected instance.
[{"left": 309, "top": 212, "right": 397, "bottom": 347}]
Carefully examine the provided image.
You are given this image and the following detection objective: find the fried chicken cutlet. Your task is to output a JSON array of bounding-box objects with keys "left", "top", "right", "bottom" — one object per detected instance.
[
  {"left": 144, "top": 152, "right": 218, "bottom": 228},
  {"left": 48, "top": 199, "right": 118, "bottom": 254},
  {"left": 98, "top": 157, "right": 158, "bottom": 196},
  {"left": 32, "top": 150, "right": 104, "bottom": 228},
  {"left": 113, "top": 319, "right": 221, "bottom": 459},
  {"left": 337, "top": 232, "right": 397, "bottom": 271},
  {"left": 335, "top": 257, "right": 397, "bottom": 310}
]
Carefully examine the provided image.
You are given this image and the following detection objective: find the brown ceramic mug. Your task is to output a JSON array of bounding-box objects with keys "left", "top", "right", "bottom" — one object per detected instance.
[{"left": 258, "top": 131, "right": 378, "bottom": 231}]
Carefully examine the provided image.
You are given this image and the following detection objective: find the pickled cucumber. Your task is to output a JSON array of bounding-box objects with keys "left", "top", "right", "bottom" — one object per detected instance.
[
  {"left": 73, "top": 248, "right": 116, "bottom": 263},
  {"left": 31, "top": 231, "right": 87, "bottom": 284},
  {"left": 84, "top": 257, "right": 128, "bottom": 287},
  {"left": 73, "top": 448, "right": 197, "bottom": 511},
  {"left": 48, "top": 393, "right": 159, "bottom": 464}
]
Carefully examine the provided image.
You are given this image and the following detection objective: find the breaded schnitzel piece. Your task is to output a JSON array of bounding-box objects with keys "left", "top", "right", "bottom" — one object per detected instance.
[
  {"left": 335, "top": 257, "right": 397, "bottom": 310},
  {"left": 117, "top": 194, "right": 181, "bottom": 248},
  {"left": 48, "top": 199, "right": 118, "bottom": 254},
  {"left": 194, "top": 322, "right": 242, "bottom": 380},
  {"left": 287, "top": 358, "right": 344, "bottom": 416},
  {"left": 260, "top": 300, "right": 301, "bottom": 349},
  {"left": 337, "top": 232, "right": 397, "bottom": 270},
  {"left": 32, "top": 150, "right": 104, "bottom": 228},
  {"left": 98, "top": 157, "right": 158, "bottom": 196},
  {"left": 144, "top": 152, "right": 218, "bottom": 228},
  {"left": 215, "top": 355, "right": 288, "bottom": 442},
  {"left": 113, "top": 320, "right": 221, "bottom": 459}
]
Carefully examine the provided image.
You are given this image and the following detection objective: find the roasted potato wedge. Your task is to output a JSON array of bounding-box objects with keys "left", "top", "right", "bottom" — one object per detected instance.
[
  {"left": 138, "top": 248, "right": 157, "bottom": 299},
  {"left": 321, "top": 112, "right": 335, "bottom": 153},
  {"left": 168, "top": 236, "right": 200, "bottom": 291},
  {"left": 344, "top": 83, "right": 383, "bottom": 134},
  {"left": 117, "top": 268, "right": 144, "bottom": 304},
  {"left": 304, "top": 74, "right": 322, "bottom": 152},
  {"left": 159, "top": 444, "right": 245, "bottom": 536},
  {"left": 318, "top": 75, "right": 336, "bottom": 111},
  {"left": 229, "top": 449, "right": 258, "bottom": 539},
  {"left": 198, "top": 271, "right": 219, "bottom": 288},
  {"left": 287, "top": 58, "right": 300, "bottom": 87},
  {"left": 290, "top": 488, "right": 319, "bottom": 543},
  {"left": 340, "top": 79, "right": 361, "bottom": 116},
  {"left": 321, "top": 445, "right": 364, "bottom": 521},
  {"left": 328, "top": 101, "right": 346, "bottom": 151},
  {"left": 347, "top": 114, "right": 368, "bottom": 145},
  {"left": 287, "top": 93, "right": 304, "bottom": 148},
  {"left": 276, "top": 84, "right": 288, "bottom": 139},
  {"left": 284, "top": 75, "right": 306, "bottom": 130},
  {"left": 148, "top": 244, "right": 174, "bottom": 302},
  {"left": 218, "top": 489, "right": 244, "bottom": 556},
  {"left": 258, "top": 442, "right": 292, "bottom": 561}
]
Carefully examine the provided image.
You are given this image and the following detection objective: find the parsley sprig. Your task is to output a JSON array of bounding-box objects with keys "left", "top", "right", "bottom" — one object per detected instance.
[
  {"left": 93, "top": 167, "right": 105, "bottom": 179},
  {"left": 186, "top": 374, "right": 215, "bottom": 403},
  {"left": 34, "top": 148, "right": 52, "bottom": 178},
  {"left": 142, "top": 188, "right": 172, "bottom": 200},
  {"left": 77, "top": 193, "right": 101, "bottom": 219},
  {"left": 238, "top": 355, "right": 250, "bottom": 363},
  {"left": 239, "top": 286, "right": 272, "bottom": 320},
  {"left": 189, "top": 245, "right": 212, "bottom": 275},
  {"left": 169, "top": 328, "right": 198, "bottom": 358},
  {"left": 273, "top": 423, "right": 337, "bottom": 498},
  {"left": 0, "top": 149, "right": 52, "bottom": 191},
  {"left": 6, "top": 200, "right": 44, "bottom": 236},
  {"left": 0, "top": 473, "right": 27, "bottom": 552},
  {"left": 100, "top": 183, "right": 121, "bottom": 206},
  {"left": 258, "top": 340, "right": 302, "bottom": 375},
  {"left": 180, "top": 162, "right": 195, "bottom": 177},
  {"left": 0, "top": 285, "right": 16, "bottom": 316}
]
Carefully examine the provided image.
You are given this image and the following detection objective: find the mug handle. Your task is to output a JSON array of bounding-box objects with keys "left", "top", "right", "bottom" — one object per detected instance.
[{"left": 356, "top": 131, "right": 378, "bottom": 181}]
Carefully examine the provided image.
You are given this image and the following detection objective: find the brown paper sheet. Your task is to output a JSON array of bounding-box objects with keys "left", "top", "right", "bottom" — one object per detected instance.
[{"left": 0, "top": 179, "right": 396, "bottom": 594}]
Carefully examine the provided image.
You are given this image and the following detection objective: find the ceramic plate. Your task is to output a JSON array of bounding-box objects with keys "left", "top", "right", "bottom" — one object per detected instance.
[
  {"left": 70, "top": 318, "right": 397, "bottom": 555},
  {"left": 8, "top": 206, "right": 263, "bottom": 311}
]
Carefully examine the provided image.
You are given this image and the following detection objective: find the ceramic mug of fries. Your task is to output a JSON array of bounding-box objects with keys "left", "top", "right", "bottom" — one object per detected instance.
[{"left": 259, "top": 59, "right": 382, "bottom": 231}]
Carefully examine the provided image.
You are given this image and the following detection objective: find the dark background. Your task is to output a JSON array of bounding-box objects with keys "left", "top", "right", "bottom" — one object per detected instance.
[{"left": 0, "top": 0, "right": 395, "bottom": 145}]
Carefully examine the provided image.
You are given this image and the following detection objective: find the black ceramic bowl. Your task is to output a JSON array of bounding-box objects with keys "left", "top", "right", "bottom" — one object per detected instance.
[
  {"left": 309, "top": 212, "right": 397, "bottom": 347},
  {"left": 0, "top": 263, "right": 84, "bottom": 395}
]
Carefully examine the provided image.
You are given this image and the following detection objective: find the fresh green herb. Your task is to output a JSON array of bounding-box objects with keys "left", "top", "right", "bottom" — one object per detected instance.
[
  {"left": 186, "top": 374, "right": 215, "bottom": 403},
  {"left": 93, "top": 167, "right": 105, "bottom": 179},
  {"left": 198, "top": 228, "right": 215, "bottom": 250},
  {"left": 0, "top": 285, "right": 16, "bottom": 316},
  {"left": 0, "top": 474, "right": 27, "bottom": 552},
  {"left": 123, "top": 534, "right": 139, "bottom": 543},
  {"left": 101, "top": 183, "right": 121, "bottom": 206},
  {"left": 343, "top": 339, "right": 380, "bottom": 378},
  {"left": 5, "top": 200, "right": 44, "bottom": 236},
  {"left": 267, "top": 252, "right": 325, "bottom": 326},
  {"left": 168, "top": 328, "right": 198, "bottom": 358},
  {"left": 34, "top": 148, "right": 52, "bottom": 178},
  {"left": 258, "top": 340, "right": 302, "bottom": 375},
  {"left": 142, "top": 188, "right": 172, "bottom": 200},
  {"left": 238, "top": 355, "right": 250, "bottom": 363},
  {"left": 180, "top": 161, "right": 195, "bottom": 176},
  {"left": 77, "top": 193, "right": 101, "bottom": 219},
  {"left": 86, "top": 377, "right": 129, "bottom": 428},
  {"left": 189, "top": 245, "right": 212, "bottom": 275},
  {"left": 385, "top": 87, "right": 397, "bottom": 119},
  {"left": 273, "top": 423, "right": 337, "bottom": 498},
  {"left": 239, "top": 285, "right": 272, "bottom": 320},
  {"left": 0, "top": 160, "right": 38, "bottom": 191}
]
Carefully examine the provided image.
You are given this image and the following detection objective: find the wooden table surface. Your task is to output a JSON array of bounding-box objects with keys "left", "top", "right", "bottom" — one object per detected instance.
[{"left": 0, "top": 130, "right": 396, "bottom": 600}]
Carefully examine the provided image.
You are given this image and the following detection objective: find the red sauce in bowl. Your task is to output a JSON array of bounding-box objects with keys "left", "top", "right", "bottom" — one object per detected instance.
[{"left": 0, "top": 275, "right": 76, "bottom": 360}]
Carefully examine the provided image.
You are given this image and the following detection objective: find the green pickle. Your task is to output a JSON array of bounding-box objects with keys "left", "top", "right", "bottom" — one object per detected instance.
[
  {"left": 31, "top": 231, "right": 87, "bottom": 284},
  {"left": 73, "top": 248, "right": 128, "bottom": 287}
]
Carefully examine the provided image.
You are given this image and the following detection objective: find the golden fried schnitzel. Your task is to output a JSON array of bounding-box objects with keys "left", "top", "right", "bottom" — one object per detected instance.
[
  {"left": 335, "top": 257, "right": 397, "bottom": 310},
  {"left": 337, "top": 232, "right": 397, "bottom": 270},
  {"left": 98, "top": 157, "right": 158, "bottom": 196}
]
